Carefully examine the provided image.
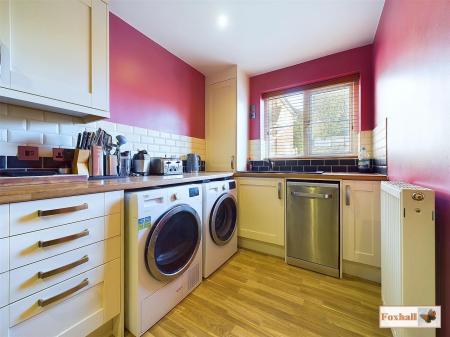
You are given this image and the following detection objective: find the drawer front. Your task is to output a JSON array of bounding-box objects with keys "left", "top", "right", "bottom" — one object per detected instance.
[
  {"left": 10, "top": 193, "right": 105, "bottom": 235},
  {"left": 0, "top": 306, "right": 8, "bottom": 337},
  {"left": 9, "top": 259, "right": 120, "bottom": 337},
  {"left": 0, "top": 238, "right": 9, "bottom": 273},
  {"left": 0, "top": 272, "right": 8, "bottom": 308},
  {"left": 10, "top": 236, "right": 120, "bottom": 302},
  {"left": 10, "top": 214, "right": 120, "bottom": 269},
  {"left": 105, "top": 190, "right": 123, "bottom": 215},
  {"left": 0, "top": 204, "right": 9, "bottom": 238}
]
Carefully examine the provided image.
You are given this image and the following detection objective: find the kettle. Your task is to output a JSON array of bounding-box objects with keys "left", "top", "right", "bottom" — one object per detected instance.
[
  {"left": 132, "top": 150, "right": 151, "bottom": 176},
  {"left": 186, "top": 153, "right": 201, "bottom": 173}
]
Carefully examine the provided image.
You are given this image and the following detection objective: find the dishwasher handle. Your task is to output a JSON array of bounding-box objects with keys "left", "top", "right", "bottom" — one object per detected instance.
[{"left": 291, "top": 191, "right": 332, "bottom": 199}]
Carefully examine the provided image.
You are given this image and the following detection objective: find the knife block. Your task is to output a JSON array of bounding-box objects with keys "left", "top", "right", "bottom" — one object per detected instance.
[{"left": 72, "top": 149, "right": 90, "bottom": 176}]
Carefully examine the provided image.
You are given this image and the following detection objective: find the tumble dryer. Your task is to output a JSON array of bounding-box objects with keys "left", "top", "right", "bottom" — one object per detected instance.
[
  {"left": 202, "top": 179, "right": 238, "bottom": 278},
  {"left": 125, "top": 184, "right": 202, "bottom": 336}
]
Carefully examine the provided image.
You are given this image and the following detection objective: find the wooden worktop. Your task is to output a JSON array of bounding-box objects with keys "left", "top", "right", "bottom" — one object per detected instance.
[
  {"left": 235, "top": 171, "right": 388, "bottom": 181},
  {"left": 0, "top": 172, "right": 233, "bottom": 204}
]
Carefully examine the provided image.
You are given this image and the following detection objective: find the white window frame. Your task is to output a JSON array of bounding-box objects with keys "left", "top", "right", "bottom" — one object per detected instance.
[{"left": 261, "top": 81, "right": 358, "bottom": 159}]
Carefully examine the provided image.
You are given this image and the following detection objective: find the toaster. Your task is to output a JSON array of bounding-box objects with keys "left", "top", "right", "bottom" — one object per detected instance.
[{"left": 149, "top": 157, "right": 183, "bottom": 175}]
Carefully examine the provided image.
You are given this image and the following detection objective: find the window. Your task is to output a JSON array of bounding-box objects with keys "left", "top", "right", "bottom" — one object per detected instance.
[{"left": 262, "top": 78, "right": 359, "bottom": 158}]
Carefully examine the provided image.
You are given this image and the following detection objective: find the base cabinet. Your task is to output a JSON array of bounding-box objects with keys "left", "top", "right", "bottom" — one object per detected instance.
[
  {"left": 343, "top": 180, "right": 381, "bottom": 267},
  {"left": 237, "top": 178, "right": 285, "bottom": 246},
  {"left": 1, "top": 191, "right": 124, "bottom": 337}
]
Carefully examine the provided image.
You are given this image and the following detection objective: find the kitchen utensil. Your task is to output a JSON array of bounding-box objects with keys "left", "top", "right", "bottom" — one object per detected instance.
[
  {"left": 76, "top": 133, "right": 82, "bottom": 149},
  {"left": 132, "top": 150, "right": 151, "bottom": 175},
  {"left": 119, "top": 151, "right": 131, "bottom": 177},
  {"left": 149, "top": 157, "right": 183, "bottom": 175},
  {"left": 80, "top": 131, "right": 88, "bottom": 149},
  {"left": 186, "top": 153, "right": 201, "bottom": 173}
]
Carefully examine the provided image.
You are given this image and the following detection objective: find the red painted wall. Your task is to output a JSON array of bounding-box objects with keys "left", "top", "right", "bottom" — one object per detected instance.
[
  {"left": 374, "top": 0, "right": 450, "bottom": 334},
  {"left": 109, "top": 13, "right": 205, "bottom": 138},
  {"left": 249, "top": 45, "right": 374, "bottom": 139}
]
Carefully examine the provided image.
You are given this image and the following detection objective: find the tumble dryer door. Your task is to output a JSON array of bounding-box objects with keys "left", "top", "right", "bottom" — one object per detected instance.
[
  {"left": 210, "top": 193, "right": 237, "bottom": 246},
  {"left": 145, "top": 204, "right": 201, "bottom": 282}
]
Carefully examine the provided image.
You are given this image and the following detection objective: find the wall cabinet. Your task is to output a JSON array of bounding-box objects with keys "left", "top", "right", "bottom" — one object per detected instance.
[
  {"left": 237, "top": 178, "right": 285, "bottom": 246},
  {"left": 343, "top": 180, "right": 381, "bottom": 267},
  {"left": 0, "top": 0, "right": 109, "bottom": 119},
  {"left": 205, "top": 66, "right": 249, "bottom": 172}
]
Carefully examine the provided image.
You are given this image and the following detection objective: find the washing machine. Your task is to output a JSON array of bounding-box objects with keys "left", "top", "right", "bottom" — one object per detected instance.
[
  {"left": 125, "top": 184, "right": 203, "bottom": 336},
  {"left": 202, "top": 179, "right": 238, "bottom": 278}
]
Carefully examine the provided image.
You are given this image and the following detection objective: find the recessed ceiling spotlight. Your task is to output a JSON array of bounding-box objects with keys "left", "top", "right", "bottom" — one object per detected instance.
[{"left": 217, "top": 14, "right": 228, "bottom": 30}]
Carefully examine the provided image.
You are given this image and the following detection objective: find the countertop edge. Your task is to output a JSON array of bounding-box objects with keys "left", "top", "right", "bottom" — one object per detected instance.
[
  {"left": 234, "top": 172, "right": 388, "bottom": 181},
  {"left": 0, "top": 172, "right": 234, "bottom": 205}
]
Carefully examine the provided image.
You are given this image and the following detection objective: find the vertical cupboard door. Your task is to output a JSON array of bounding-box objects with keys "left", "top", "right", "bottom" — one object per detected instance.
[
  {"left": 343, "top": 180, "right": 381, "bottom": 267},
  {"left": 7, "top": 0, "right": 109, "bottom": 110},
  {"left": 237, "top": 178, "right": 285, "bottom": 246},
  {"left": 0, "top": 306, "right": 8, "bottom": 337},
  {"left": 206, "top": 78, "right": 237, "bottom": 171},
  {"left": 0, "top": 0, "right": 10, "bottom": 88}
]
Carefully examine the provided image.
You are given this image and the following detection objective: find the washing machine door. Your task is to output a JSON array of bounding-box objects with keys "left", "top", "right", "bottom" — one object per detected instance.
[
  {"left": 210, "top": 193, "right": 237, "bottom": 246},
  {"left": 145, "top": 204, "right": 201, "bottom": 282}
]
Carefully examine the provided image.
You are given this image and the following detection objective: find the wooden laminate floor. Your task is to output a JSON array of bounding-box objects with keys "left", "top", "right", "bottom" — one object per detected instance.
[{"left": 128, "top": 249, "right": 390, "bottom": 337}]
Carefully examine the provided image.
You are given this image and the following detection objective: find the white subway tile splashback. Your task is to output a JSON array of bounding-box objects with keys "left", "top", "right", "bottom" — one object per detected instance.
[
  {"left": 7, "top": 130, "right": 43, "bottom": 145},
  {"left": 28, "top": 120, "right": 58, "bottom": 134},
  {"left": 140, "top": 136, "right": 154, "bottom": 144},
  {"left": 43, "top": 134, "right": 73, "bottom": 147},
  {"left": 0, "top": 104, "right": 206, "bottom": 159},
  {"left": 0, "top": 115, "right": 26, "bottom": 130},
  {"left": 116, "top": 124, "right": 133, "bottom": 133},
  {"left": 60, "top": 123, "right": 85, "bottom": 135},
  {"left": 133, "top": 127, "right": 147, "bottom": 135}
]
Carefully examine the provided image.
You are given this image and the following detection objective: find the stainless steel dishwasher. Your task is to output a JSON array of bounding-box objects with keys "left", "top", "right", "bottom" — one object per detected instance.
[{"left": 286, "top": 180, "right": 340, "bottom": 278}]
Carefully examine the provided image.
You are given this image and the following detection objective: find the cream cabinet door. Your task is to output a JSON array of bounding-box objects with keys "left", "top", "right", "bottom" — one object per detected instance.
[
  {"left": 237, "top": 178, "right": 285, "bottom": 246},
  {"left": 6, "top": 0, "right": 108, "bottom": 110},
  {"left": 0, "top": 306, "right": 8, "bottom": 337},
  {"left": 0, "top": 0, "right": 11, "bottom": 88},
  {"left": 206, "top": 78, "right": 237, "bottom": 171},
  {"left": 343, "top": 180, "right": 381, "bottom": 267}
]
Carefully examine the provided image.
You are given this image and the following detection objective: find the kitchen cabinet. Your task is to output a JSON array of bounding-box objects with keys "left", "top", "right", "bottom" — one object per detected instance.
[
  {"left": 0, "top": 0, "right": 109, "bottom": 119},
  {"left": 1, "top": 190, "right": 124, "bottom": 337},
  {"left": 205, "top": 66, "right": 249, "bottom": 171},
  {"left": 343, "top": 180, "right": 381, "bottom": 267},
  {"left": 237, "top": 178, "right": 285, "bottom": 246}
]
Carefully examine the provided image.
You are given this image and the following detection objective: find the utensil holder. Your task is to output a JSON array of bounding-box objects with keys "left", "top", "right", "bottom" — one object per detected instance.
[
  {"left": 72, "top": 149, "right": 90, "bottom": 176},
  {"left": 89, "top": 146, "right": 104, "bottom": 177},
  {"left": 105, "top": 155, "right": 118, "bottom": 176}
]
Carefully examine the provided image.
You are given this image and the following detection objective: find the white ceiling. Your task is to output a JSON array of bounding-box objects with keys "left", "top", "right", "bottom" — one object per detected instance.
[{"left": 110, "top": 0, "right": 385, "bottom": 77}]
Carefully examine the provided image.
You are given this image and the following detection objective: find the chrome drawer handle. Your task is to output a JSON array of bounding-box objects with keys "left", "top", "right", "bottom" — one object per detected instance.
[
  {"left": 38, "top": 229, "right": 89, "bottom": 248},
  {"left": 37, "top": 278, "right": 89, "bottom": 307},
  {"left": 38, "top": 255, "right": 89, "bottom": 279},
  {"left": 291, "top": 191, "right": 332, "bottom": 199},
  {"left": 345, "top": 185, "right": 351, "bottom": 206},
  {"left": 37, "top": 203, "right": 88, "bottom": 217}
]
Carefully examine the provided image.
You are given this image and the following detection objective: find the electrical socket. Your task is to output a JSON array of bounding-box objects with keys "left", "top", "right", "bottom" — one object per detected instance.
[
  {"left": 53, "top": 148, "right": 65, "bottom": 161},
  {"left": 17, "top": 146, "right": 39, "bottom": 161}
]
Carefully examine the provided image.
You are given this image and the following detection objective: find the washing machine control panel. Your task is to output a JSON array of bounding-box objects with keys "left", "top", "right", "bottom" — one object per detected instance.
[
  {"left": 189, "top": 187, "right": 200, "bottom": 197},
  {"left": 228, "top": 181, "right": 236, "bottom": 190}
]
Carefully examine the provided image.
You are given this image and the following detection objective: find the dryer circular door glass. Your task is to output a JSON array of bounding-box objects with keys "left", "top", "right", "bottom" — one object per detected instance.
[
  {"left": 210, "top": 193, "right": 237, "bottom": 246},
  {"left": 145, "top": 204, "right": 201, "bottom": 282}
]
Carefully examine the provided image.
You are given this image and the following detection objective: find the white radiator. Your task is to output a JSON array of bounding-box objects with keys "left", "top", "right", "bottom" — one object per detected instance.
[{"left": 381, "top": 181, "right": 436, "bottom": 337}]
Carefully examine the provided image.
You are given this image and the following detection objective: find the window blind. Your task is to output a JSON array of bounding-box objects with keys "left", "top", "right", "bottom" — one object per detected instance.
[{"left": 263, "top": 78, "right": 359, "bottom": 158}]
